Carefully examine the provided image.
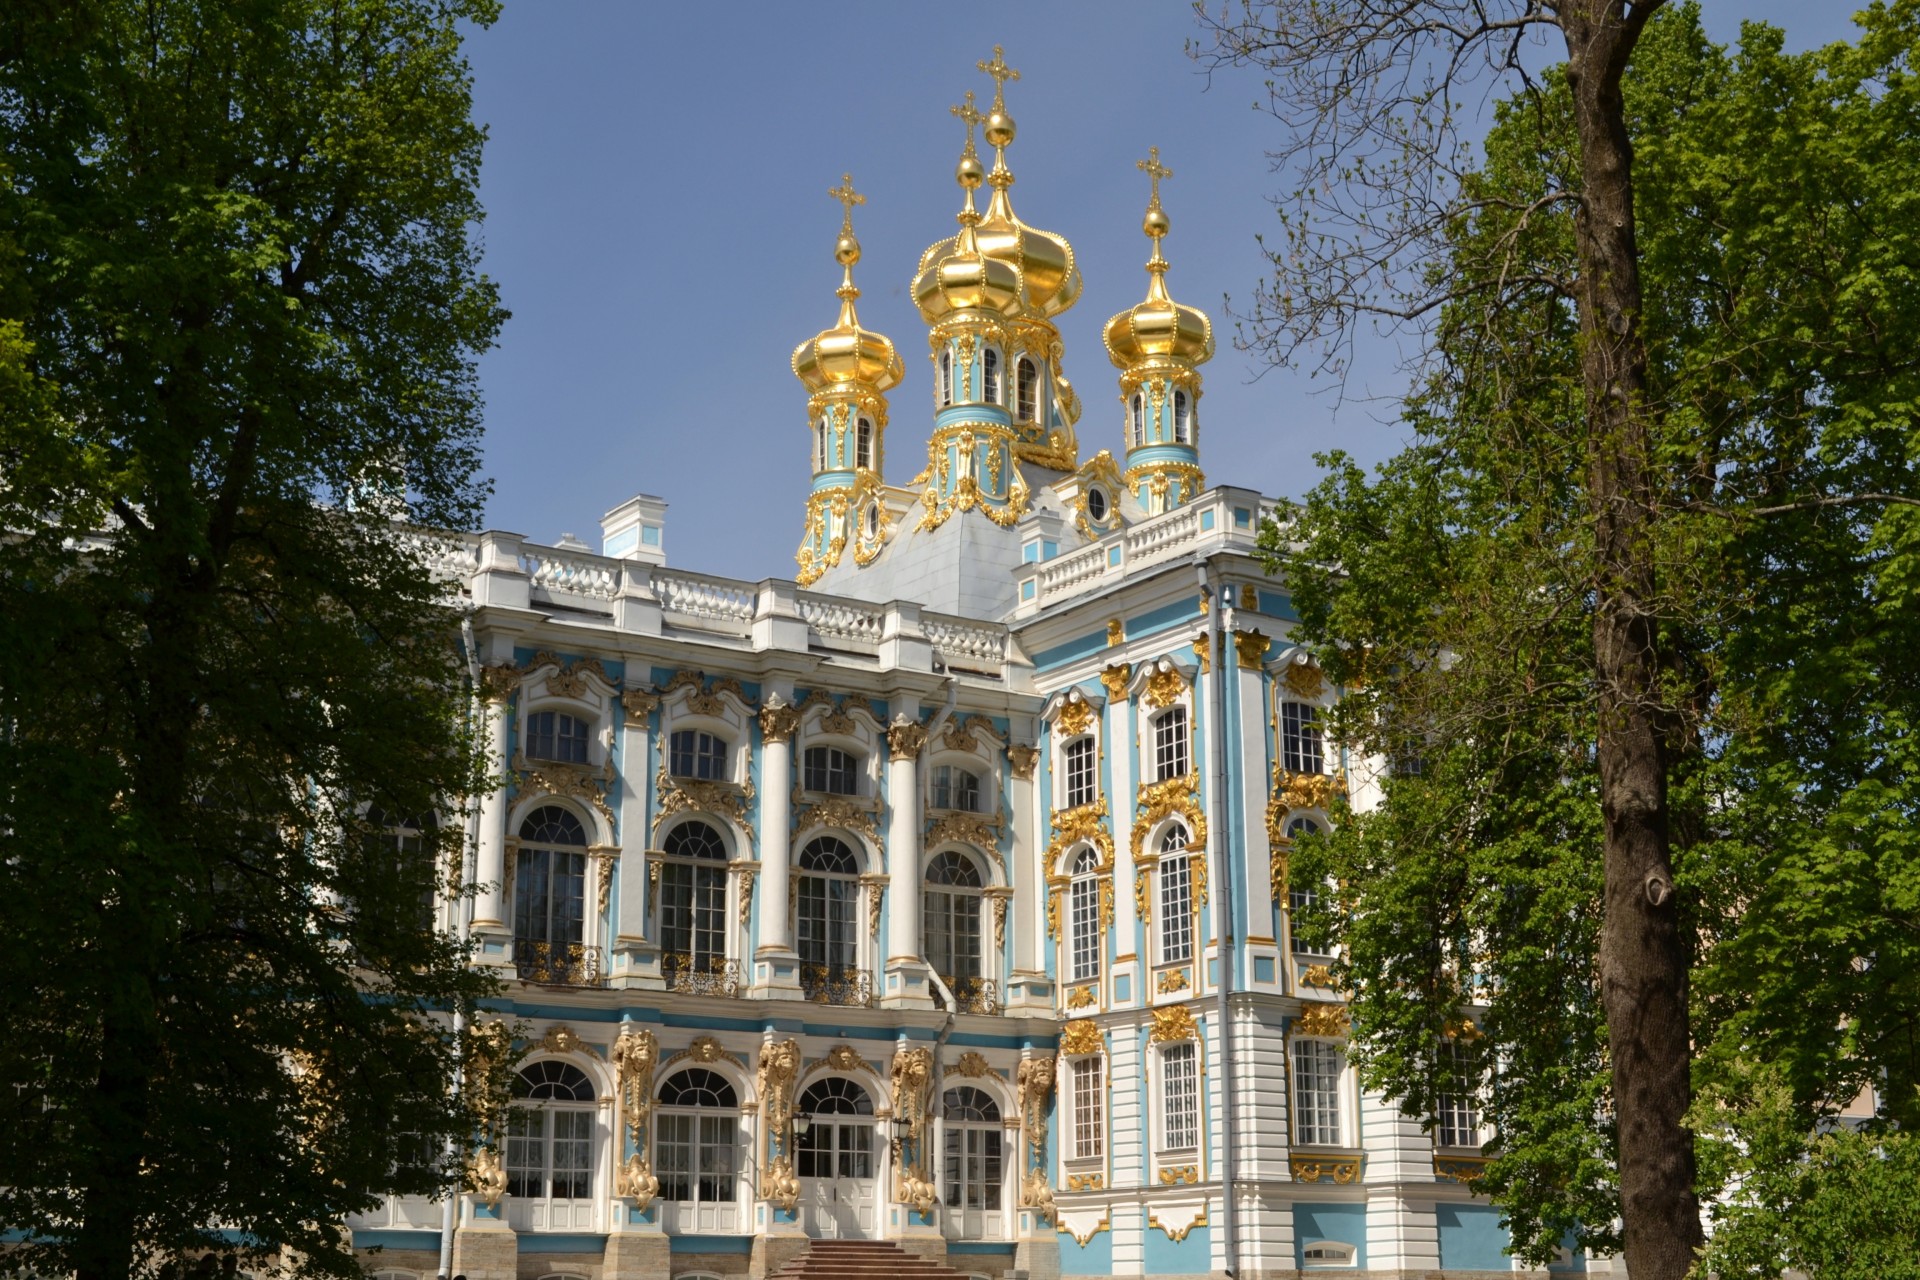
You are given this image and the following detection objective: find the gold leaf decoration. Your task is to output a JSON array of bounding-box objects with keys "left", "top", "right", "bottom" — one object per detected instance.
[
  {"left": 1296, "top": 1001, "right": 1350, "bottom": 1037},
  {"left": 1148, "top": 1003, "right": 1198, "bottom": 1044},
  {"left": 1059, "top": 1019, "right": 1103, "bottom": 1057},
  {"left": 1054, "top": 697, "right": 1095, "bottom": 738}
]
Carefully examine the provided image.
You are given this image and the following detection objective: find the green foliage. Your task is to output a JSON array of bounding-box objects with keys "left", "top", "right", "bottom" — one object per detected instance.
[
  {"left": 0, "top": 3, "right": 507, "bottom": 1278},
  {"left": 1270, "top": 1, "right": 1920, "bottom": 1265}
]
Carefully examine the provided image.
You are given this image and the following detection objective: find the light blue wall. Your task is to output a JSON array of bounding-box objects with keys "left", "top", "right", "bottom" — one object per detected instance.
[
  {"left": 1059, "top": 1227, "right": 1114, "bottom": 1275},
  {"left": 1294, "top": 1202, "right": 1367, "bottom": 1270},
  {"left": 1142, "top": 1221, "right": 1210, "bottom": 1274},
  {"left": 1437, "top": 1202, "right": 1511, "bottom": 1271}
]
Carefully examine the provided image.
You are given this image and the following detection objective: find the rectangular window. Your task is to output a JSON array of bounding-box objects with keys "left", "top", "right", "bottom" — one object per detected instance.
[
  {"left": 1289, "top": 885, "right": 1324, "bottom": 955},
  {"left": 1161, "top": 1042, "right": 1199, "bottom": 1151},
  {"left": 932, "top": 764, "right": 982, "bottom": 812},
  {"left": 527, "top": 711, "right": 589, "bottom": 764},
  {"left": 669, "top": 729, "right": 727, "bottom": 781},
  {"left": 1153, "top": 707, "right": 1190, "bottom": 781},
  {"left": 1292, "top": 1038, "right": 1345, "bottom": 1147},
  {"left": 803, "top": 746, "right": 859, "bottom": 795},
  {"left": 659, "top": 862, "right": 726, "bottom": 966},
  {"left": 1281, "top": 701, "right": 1325, "bottom": 775},
  {"left": 1069, "top": 876, "right": 1101, "bottom": 982},
  {"left": 1436, "top": 1039, "right": 1483, "bottom": 1149},
  {"left": 1159, "top": 855, "right": 1193, "bottom": 964},
  {"left": 1070, "top": 1056, "right": 1105, "bottom": 1160},
  {"left": 1063, "top": 737, "right": 1097, "bottom": 810}
]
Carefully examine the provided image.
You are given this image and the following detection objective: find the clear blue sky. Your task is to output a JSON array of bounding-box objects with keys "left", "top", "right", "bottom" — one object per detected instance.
[{"left": 466, "top": 2, "right": 1866, "bottom": 582}]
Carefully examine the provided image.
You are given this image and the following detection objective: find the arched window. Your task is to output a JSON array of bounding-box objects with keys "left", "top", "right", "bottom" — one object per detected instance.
[
  {"left": 855, "top": 418, "right": 874, "bottom": 470},
  {"left": 669, "top": 729, "right": 727, "bottom": 781},
  {"left": 982, "top": 348, "right": 1000, "bottom": 404},
  {"left": 1173, "top": 389, "right": 1192, "bottom": 444},
  {"left": 1286, "top": 816, "right": 1325, "bottom": 955},
  {"left": 803, "top": 745, "right": 859, "bottom": 796},
  {"left": 1067, "top": 847, "right": 1101, "bottom": 983},
  {"left": 942, "top": 1086, "right": 1004, "bottom": 1218},
  {"left": 939, "top": 349, "right": 954, "bottom": 406},
  {"left": 1062, "top": 736, "right": 1097, "bottom": 810},
  {"left": 506, "top": 1062, "right": 596, "bottom": 1211},
  {"left": 365, "top": 806, "right": 437, "bottom": 935},
  {"left": 656, "top": 1068, "right": 741, "bottom": 1230},
  {"left": 794, "top": 1077, "right": 875, "bottom": 1181},
  {"left": 1129, "top": 393, "right": 1145, "bottom": 447},
  {"left": 1157, "top": 824, "right": 1193, "bottom": 965},
  {"left": 796, "top": 836, "right": 862, "bottom": 1003},
  {"left": 660, "top": 821, "right": 729, "bottom": 983},
  {"left": 514, "top": 807, "right": 588, "bottom": 983},
  {"left": 924, "top": 851, "right": 984, "bottom": 987},
  {"left": 931, "top": 764, "right": 983, "bottom": 813},
  {"left": 1151, "top": 706, "right": 1189, "bottom": 781},
  {"left": 526, "top": 711, "right": 589, "bottom": 764},
  {"left": 1016, "top": 357, "right": 1038, "bottom": 421},
  {"left": 816, "top": 417, "right": 829, "bottom": 471}
]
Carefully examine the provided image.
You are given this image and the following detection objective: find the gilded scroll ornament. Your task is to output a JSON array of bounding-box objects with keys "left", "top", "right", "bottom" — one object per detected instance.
[
  {"left": 1059, "top": 1019, "right": 1103, "bottom": 1057},
  {"left": 942, "top": 714, "right": 991, "bottom": 753},
  {"left": 1303, "top": 964, "right": 1337, "bottom": 989},
  {"left": 890, "top": 1045, "right": 934, "bottom": 1152},
  {"left": 796, "top": 795, "right": 882, "bottom": 846},
  {"left": 538, "top": 1025, "right": 586, "bottom": 1056},
  {"left": 1065, "top": 1172, "right": 1105, "bottom": 1192},
  {"left": 523, "top": 651, "right": 612, "bottom": 700},
  {"left": 926, "top": 812, "right": 1002, "bottom": 860},
  {"left": 1434, "top": 1155, "right": 1491, "bottom": 1183},
  {"left": 1007, "top": 743, "right": 1038, "bottom": 779},
  {"left": 952, "top": 1050, "right": 994, "bottom": 1078},
  {"left": 1156, "top": 968, "right": 1190, "bottom": 994},
  {"left": 1148, "top": 1003, "right": 1198, "bottom": 1044},
  {"left": 1156, "top": 1166, "right": 1201, "bottom": 1189},
  {"left": 1235, "top": 628, "right": 1270, "bottom": 669},
  {"left": 1191, "top": 630, "right": 1210, "bottom": 673},
  {"left": 737, "top": 868, "right": 755, "bottom": 924},
  {"left": 1066, "top": 984, "right": 1096, "bottom": 1010},
  {"left": 860, "top": 873, "right": 887, "bottom": 937},
  {"left": 986, "top": 886, "right": 1012, "bottom": 947},
  {"left": 757, "top": 1039, "right": 801, "bottom": 1137},
  {"left": 887, "top": 718, "right": 929, "bottom": 756},
  {"left": 1296, "top": 1001, "right": 1350, "bottom": 1037},
  {"left": 1282, "top": 660, "right": 1326, "bottom": 700},
  {"left": 1271, "top": 764, "right": 1346, "bottom": 815},
  {"left": 1291, "top": 1155, "right": 1362, "bottom": 1184},
  {"left": 1054, "top": 697, "right": 1095, "bottom": 738},
  {"left": 1144, "top": 664, "right": 1187, "bottom": 709},
  {"left": 1016, "top": 1054, "right": 1056, "bottom": 1155},
  {"left": 1020, "top": 1166, "right": 1056, "bottom": 1222},
  {"left": 620, "top": 688, "right": 659, "bottom": 719},
  {"left": 1134, "top": 866, "right": 1152, "bottom": 925},
  {"left": 616, "top": 1152, "right": 660, "bottom": 1208},
  {"left": 470, "top": 1146, "right": 508, "bottom": 1208},
  {"left": 612, "top": 1028, "right": 658, "bottom": 1134},
  {"left": 655, "top": 767, "right": 757, "bottom": 844},
  {"left": 761, "top": 1154, "right": 801, "bottom": 1212},
  {"left": 1134, "top": 773, "right": 1207, "bottom": 859},
  {"left": 898, "top": 1166, "right": 939, "bottom": 1216},
  {"left": 478, "top": 663, "right": 521, "bottom": 703},
  {"left": 1099, "top": 663, "right": 1133, "bottom": 700},
  {"left": 514, "top": 753, "right": 616, "bottom": 828},
  {"left": 759, "top": 700, "right": 802, "bottom": 743}
]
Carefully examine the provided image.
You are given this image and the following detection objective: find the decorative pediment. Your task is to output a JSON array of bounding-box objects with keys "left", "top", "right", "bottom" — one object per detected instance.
[
  {"left": 655, "top": 768, "right": 756, "bottom": 845},
  {"left": 520, "top": 650, "right": 617, "bottom": 701},
  {"left": 1134, "top": 773, "right": 1207, "bottom": 859},
  {"left": 663, "top": 669, "right": 755, "bottom": 720},
  {"left": 795, "top": 795, "right": 881, "bottom": 846},
  {"left": 513, "top": 752, "right": 615, "bottom": 828}
]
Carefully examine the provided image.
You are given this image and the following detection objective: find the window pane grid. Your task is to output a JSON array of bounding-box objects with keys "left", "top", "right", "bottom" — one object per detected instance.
[
  {"left": 1159, "top": 855, "right": 1193, "bottom": 963},
  {"left": 669, "top": 730, "right": 726, "bottom": 780},
  {"left": 1069, "top": 875, "right": 1100, "bottom": 981},
  {"left": 1281, "top": 702, "right": 1325, "bottom": 775},
  {"left": 1292, "top": 1039, "right": 1344, "bottom": 1147},
  {"left": 1154, "top": 708, "right": 1190, "bottom": 782},
  {"left": 1161, "top": 1043, "right": 1198, "bottom": 1150},
  {"left": 804, "top": 746, "right": 858, "bottom": 795},
  {"left": 1070, "top": 1057, "right": 1104, "bottom": 1160},
  {"left": 1064, "top": 737, "right": 1096, "bottom": 810}
]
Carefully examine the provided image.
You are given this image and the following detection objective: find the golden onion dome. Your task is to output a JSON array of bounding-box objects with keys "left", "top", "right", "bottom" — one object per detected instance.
[
  {"left": 793, "top": 175, "right": 905, "bottom": 394},
  {"left": 912, "top": 91, "right": 1023, "bottom": 323},
  {"left": 1103, "top": 148, "right": 1213, "bottom": 369}
]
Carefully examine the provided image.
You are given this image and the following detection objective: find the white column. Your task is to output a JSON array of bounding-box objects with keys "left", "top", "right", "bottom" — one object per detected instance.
[
  {"left": 1006, "top": 719, "right": 1042, "bottom": 1008},
  {"left": 756, "top": 699, "right": 797, "bottom": 954},
  {"left": 614, "top": 689, "right": 656, "bottom": 955},
  {"left": 1106, "top": 673, "right": 1138, "bottom": 1009},
  {"left": 883, "top": 715, "right": 931, "bottom": 1006},
  {"left": 471, "top": 669, "right": 516, "bottom": 937}
]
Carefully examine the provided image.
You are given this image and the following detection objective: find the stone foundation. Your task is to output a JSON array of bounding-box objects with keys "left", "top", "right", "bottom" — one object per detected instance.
[
  {"left": 746, "top": 1233, "right": 810, "bottom": 1280},
  {"left": 450, "top": 1225, "right": 517, "bottom": 1280}
]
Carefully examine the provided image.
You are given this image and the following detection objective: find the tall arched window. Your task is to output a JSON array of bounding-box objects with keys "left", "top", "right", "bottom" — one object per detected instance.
[
  {"left": 1157, "top": 825, "right": 1193, "bottom": 965},
  {"left": 816, "top": 417, "right": 829, "bottom": 471},
  {"left": 1173, "top": 389, "right": 1192, "bottom": 444},
  {"left": 942, "top": 1086, "right": 1004, "bottom": 1228},
  {"left": 365, "top": 807, "right": 437, "bottom": 935},
  {"left": 982, "top": 348, "right": 1000, "bottom": 404},
  {"left": 1129, "top": 393, "right": 1145, "bottom": 447},
  {"left": 794, "top": 1076, "right": 875, "bottom": 1181},
  {"left": 939, "top": 350, "right": 954, "bottom": 406},
  {"left": 514, "top": 807, "right": 588, "bottom": 983},
  {"left": 660, "top": 820, "right": 730, "bottom": 986},
  {"left": 1067, "top": 847, "right": 1101, "bottom": 983},
  {"left": 506, "top": 1062, "right": 597, "bottom": 1224},
  {"left": 855, "top": 418, "right": 873, "bottom": 470},
  {"left": 1015, "top": 356, "right": 1038, "bottom": 421},
  {"left": 1151, "top": 706, "right": 1189, "bottom": 782},
  {"left": 796, "top": 836, "right": 863, "bottom": 1004},
  {"left": 924, "top": 850, "right": 984, "bottom": 992},
  {"left": 656, "top": 1068, "right": 741, "bottom": 1232},
  {"left": 1286, "top": 816, "right": 1325, "bottom": 955}
]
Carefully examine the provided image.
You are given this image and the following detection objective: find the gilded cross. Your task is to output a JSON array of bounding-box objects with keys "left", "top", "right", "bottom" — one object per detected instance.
[
  {"left": 978, "top": 44, "right": 1020, "bottom": 112},
  {"left": 828, "top": 173, "right": 864, "bottom": 235},
  {"left": 1138, "top": 146, "right": 1172, "bottom": 209},
  {"left": 950, "top": 90, "right": 982, "bottom": 154}
]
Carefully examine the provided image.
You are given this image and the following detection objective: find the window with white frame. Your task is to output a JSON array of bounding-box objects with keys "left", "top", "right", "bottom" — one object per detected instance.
[
  {"left": 1068, "top": 846, "right": 1101, "bottom": 983},
  {"left": 855, "top": 418, "right": 873, "bottom": 470},
  {"left": 802, "top": 745, "right": 859, "bottom": 796},
  {"left": 1173, "top": 389, "right": 1192, "bottom": 443},
  {"left": 1287, "top": 816, "right": 1326, "bottom": 955},
  {"left": 526, "top": 710, "right": 589, "bottom": 764},
  {"left": 814, "top": 419, "right": 828, "bottom": 472},
  {"left": 1291, "top": 1038, "right": 1345, "bottom": 1146},
  {"left": 1152, "top": 706, "right": 1189, "bottom": 781},
  {"left": 1301, "top": 1241, "right": 1357, "bottom": 1268},
  {"left": 513, "top": 807, "right": 587, "bottom": 979},
  {"left": 1157, "top": 825, "right": 1193, "bottom": 965},
  {"left": 982, "top": 347, "right": 1000, "bottom": 404},
  {"left": 1129, "top": 393, "right": 1146, "bottom": 447},
  {"left": 931, "top": 763, "right": 983, "bottom": 813},
  {"left": 923, "top": 850, "right": 984, "bottom": 984},
  {"left": 659, "top": 820, "right": 728, "bottom": 977},
  {"left": 939, "top": 349, "right": 954, "bottom": 406},
  {"left": 795, "top": 836, "right": 860, "bottom": 983},
  {"left": 655, "top": 1068, "right": 740, "bottom": 1214},
  {"left": 1435, "top": 1037, "right": 1483, "bottom": 1149},
  {"left": 1281, "top": 700, "right": 1325, "bottom": 775},
  {"left": 506, "top": 1061, "right": 595, "bottom": 1201},
  {"left": 364, "top": 806, "right": 437, "bottom": 935},
  {"left": 669, "top": 729, "right": 727, "bottom": 781},
  {"left": 1062, "top": 736, "right": 1096, "bottom": 810},
  {"left": 1016, "top": 356, "right": 1038, "bottom": 421},
  {"left": 1160, "top": 1041, "right": 1199, "bottom": 1151},
  {"left": 1069, "top": 1055, "right": 1104, "bottom": 1160}
]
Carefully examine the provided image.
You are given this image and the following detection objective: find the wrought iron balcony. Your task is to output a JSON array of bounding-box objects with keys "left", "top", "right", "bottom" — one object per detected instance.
[
  {"left": 513, "top": 939, "right": 605, "bottom": 987},
  {"left": 800, "top": 964, "right": 873, "bottom": 1008},
  {"left": 661, "top": 952, "right": 741, "bottom": 997},
  {"left": 935, "top": 974, "right": 1000, "bottom": 1016}
]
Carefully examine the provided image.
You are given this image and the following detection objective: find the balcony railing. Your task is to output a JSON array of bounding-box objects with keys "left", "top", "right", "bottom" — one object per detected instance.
[
  {"left": 514, "top": 939, "right": 606, "bottom": 987},
  {"left": 935, "top": 974, "right": 1000, "bottom": 1016},
  {"left": 662, "top": 953, "right": 742, "bottom": 997},
  {"left": 800, "top": 964, "right": 874, "bottom": 1008}
]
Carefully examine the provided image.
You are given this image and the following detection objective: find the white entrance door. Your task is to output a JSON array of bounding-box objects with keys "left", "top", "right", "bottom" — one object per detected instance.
[
  {"left": 941, "top": 1086, "right": 1006, "bottom": 1240},
  {"left": 796, "top": 1077, "right": 879, "bottom": 1239},
  {"left": 503, "top": 1065, "right": 599, "bottom": 1233}
]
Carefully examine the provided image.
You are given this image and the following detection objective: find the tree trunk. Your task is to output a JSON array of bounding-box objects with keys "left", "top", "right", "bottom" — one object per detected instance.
[{"left": 1560, "top": 3, "right": 1703, "bottom": 1278}]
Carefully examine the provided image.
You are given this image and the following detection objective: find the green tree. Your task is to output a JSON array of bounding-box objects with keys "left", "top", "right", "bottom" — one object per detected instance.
[
  {"left": 0, "top": 4, "right": 510, "bottom": 1279},
  {"left": 1201, "top": 1, "right": 1920, "bottom": 1274}
]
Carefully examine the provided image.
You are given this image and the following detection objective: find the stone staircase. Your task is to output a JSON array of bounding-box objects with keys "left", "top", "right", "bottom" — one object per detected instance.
[{"left": 770, "top": 1239, "right": 975, "bottom": 1280}]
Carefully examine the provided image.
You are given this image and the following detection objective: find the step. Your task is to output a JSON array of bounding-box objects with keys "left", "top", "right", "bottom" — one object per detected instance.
[{"left": 770, "top": 1239, "right": 975, "bottom": 1280}]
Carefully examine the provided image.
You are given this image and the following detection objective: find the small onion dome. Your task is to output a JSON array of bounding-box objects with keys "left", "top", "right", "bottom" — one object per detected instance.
[
  {"left": 793, "top": 175, "right": 904, "bottom": 393},
  {"left": 1103, "top": 149, "right": 1212, "bottom": 369},
  {"left": 913, "top": 92, "right": 1023, "bottom": 323}
]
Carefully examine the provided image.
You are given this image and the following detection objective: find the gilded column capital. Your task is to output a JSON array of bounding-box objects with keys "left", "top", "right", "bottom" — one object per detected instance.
[
  {"left": 478, "top": 663, "right": 521, "bottom": 703},
  {"left": 1007, "top": 743, "right": 1039, "bottom": 779},
  {"left": 759, "top": 702, "right": 802, "bottom": 743},
  {"left": 620, "top": 688, "right": 659, "bottom": 719},
  {"left": 887, "top": 719, "right": 929, "bottom": 757},
  {"left": 1099, "top": 663, "right": 1133, "bottom": 701},
  {"left": 1235, "top": 628, "right": 1270, "bottom": 669}
]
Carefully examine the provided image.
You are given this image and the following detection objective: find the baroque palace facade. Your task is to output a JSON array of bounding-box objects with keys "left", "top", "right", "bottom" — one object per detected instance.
[{"left": 351, "top": 48, "right": 1597, "bottom": 1280}]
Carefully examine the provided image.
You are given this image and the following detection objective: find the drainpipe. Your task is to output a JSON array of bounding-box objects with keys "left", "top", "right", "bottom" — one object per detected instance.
[
  {"left": 1197, "top": 558, "right": 1241, "bottom": 1278},
  {"left": 438, "top": 614, "right": 485, "bottom": 1280}
]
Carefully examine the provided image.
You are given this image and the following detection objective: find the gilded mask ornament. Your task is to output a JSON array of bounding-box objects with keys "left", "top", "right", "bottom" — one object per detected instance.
[
  {"left": 757, "top": 1039, "right": 801, "bottom": 1137},
  {"left": 889, "top": 1046, "right": 934, "bottom": 1153},
  {"left": 538, "top": 1025, "right": 586, "bottom": 1056},
  {"left": 1053, "top": 697, "right": 1095, "bottom": 738},
  {"left": 612, "top": 1027, "right": 658, "bottom": 1133},
  {"left": 1059, "top": 1019, "right": 1102, "bottom": 1057},
  {"left": 1016, "top": 1054, "right": 1055, "bottom": 1155},
  {"left": 1144, "top": 663, "right": 1186, "bottom": 710},
  {"left": 1283, "top": 660, "right": 1327, "bottom": 700},
  {"left": 952, "top": 1051, "right": 994, "bottom": 1079},
  {"left": 1148, "top": 1003, "right": 1198, "bottom": 1044},
  {"left": 825, "top": 1044, "right": 867, "bottom": 1073}
]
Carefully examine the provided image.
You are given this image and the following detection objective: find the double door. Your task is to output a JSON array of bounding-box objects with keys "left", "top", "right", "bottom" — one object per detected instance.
[{"left": 798, "top": 1117, "right": 877, "bottom": 1238}]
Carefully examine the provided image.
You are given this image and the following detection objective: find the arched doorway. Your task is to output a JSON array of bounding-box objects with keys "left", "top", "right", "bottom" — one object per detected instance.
[
  {"left": 794, "top": 1076, "right": 877, "bottom": 1239},
  {"left": 654, "top": 1067, "right": 743, "bottom": 1235},
  {"left": 504, "top": 1061, "right": 599, "bottom": 1232},
  {"left": 941, "top": 1086, "right": 1005, "bottom": 1240}
]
